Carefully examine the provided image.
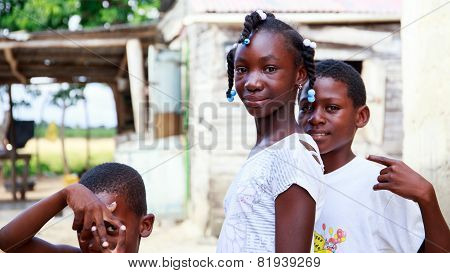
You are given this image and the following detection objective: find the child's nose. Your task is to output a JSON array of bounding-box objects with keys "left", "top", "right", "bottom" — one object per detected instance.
[
  {"left": 308, "top": 107, "right": 325, "bottom": 125},
  {"left": 244, "top": 71, "right": 263, "bottom": 91}
]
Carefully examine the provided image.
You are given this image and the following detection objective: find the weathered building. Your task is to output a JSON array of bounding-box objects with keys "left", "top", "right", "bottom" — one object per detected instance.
[{"left": 402, "top": 0, "right": 450, "bottom": 222}]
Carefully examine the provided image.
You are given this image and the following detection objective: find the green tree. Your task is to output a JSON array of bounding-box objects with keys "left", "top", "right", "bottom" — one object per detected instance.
[
  {"left": 0, "top": 0, "right": 160, "bottom": 32},
  {"left": 50, "top": 83, "right": 84, "bottom": 175}
]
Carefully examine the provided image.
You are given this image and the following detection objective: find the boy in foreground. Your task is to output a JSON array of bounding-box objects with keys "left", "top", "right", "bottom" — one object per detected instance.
[{"left": 0, "top": 162, "right": 155, "bottom": 253}]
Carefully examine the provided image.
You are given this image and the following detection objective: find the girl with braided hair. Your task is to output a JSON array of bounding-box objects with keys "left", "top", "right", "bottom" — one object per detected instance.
[{"left": 217, "top": 10, "right": 325, "bottom": 253}]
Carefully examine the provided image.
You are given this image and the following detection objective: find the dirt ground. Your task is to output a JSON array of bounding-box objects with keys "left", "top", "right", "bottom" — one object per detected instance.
[{"left": 0, "top": 176, "right": 216, "bottom": 253}]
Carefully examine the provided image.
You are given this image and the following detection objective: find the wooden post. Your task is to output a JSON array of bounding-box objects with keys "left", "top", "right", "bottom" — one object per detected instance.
[
  {"left": 110, "top": 82, "right": 125, "bottom": 134},
  {"left": 83, "top": 98, "right": 90, "bottom": 170},
  {"left": 7, "top": 85, "right": 17, "bottom": 201},
  {"left": 20, "top": 156, "right": 30, "bottom": 200},
  {"left": 126, "top": 39, "right": 146, "bottom": 134},
  {"left": 4, "top": 48, "right": 26, "bottom": 200},
  {"left": 3, "top": 48, "right": 27, "bottom": 84}
]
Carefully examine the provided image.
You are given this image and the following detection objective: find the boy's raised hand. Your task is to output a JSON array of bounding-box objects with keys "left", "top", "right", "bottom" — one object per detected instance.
[
  {"left": 368, "top": 155, "right": 450, "bottom": 252},
  {"left": 367, "top": 155, "right": 434, "bottom": 204},
  {"left": 63, "top": 184, "right": 123, "bottom": 246},
  {"left": 92, "top": 224, "right": 127, "bottom": 253}
]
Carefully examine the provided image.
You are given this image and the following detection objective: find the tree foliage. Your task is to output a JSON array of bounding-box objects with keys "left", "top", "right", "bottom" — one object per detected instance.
[
  {"left": 50, "top": 83, "right": 85, "bottom": 109},
  {"left": 0, "top": 0, "right": 160, "bottom": 32},
  {"left": 50, "top": 83, "right": 86, "bottom": 174}
]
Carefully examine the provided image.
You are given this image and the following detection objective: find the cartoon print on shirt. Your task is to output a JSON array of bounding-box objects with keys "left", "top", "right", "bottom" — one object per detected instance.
[{"left": 314, "top": 223, "right": 346, "bottom": 253}]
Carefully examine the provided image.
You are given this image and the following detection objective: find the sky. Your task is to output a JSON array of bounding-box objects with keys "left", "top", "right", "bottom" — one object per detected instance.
[{"left": 0, "top": 83, "right": 117, "bottom": 128}]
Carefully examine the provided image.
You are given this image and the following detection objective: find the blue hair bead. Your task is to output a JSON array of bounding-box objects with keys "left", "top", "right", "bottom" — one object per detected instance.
[
  {"left": 307, "top": 96, "right": 315, "bottom": 103},
  {"left": 307, "top": 89, "right": 316, "bottom": 97},
  {"left": 243, "top": 38, "right": 250, "bottom": 45},
  {"left": 227, "top": 96, "right": 234, "bottom": 102},
  {"left": 230, "top": 90, "right": 237, "bottom": 96}
]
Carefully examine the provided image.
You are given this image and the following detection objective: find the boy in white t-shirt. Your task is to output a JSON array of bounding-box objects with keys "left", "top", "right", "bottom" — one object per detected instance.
[{"left": 298, "top": 60, "right": 450, "bottom": 252}]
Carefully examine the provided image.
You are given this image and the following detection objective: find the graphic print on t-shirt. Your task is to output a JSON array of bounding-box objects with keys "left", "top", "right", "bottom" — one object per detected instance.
[{"left": 314, "top": 223, "right": 347, "bottom": 253}]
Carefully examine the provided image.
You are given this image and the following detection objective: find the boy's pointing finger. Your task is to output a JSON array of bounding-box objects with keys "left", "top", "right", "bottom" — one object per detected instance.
[
  {"left": 373, "top": 182, "right": 392, "bottom": 192},
  {"left": 367, "top": 155, "right": 396, "bottom": 167}
]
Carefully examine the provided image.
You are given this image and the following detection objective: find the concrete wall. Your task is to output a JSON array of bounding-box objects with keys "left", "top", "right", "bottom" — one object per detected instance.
[
  {"left": 185, "top": 24, "right": 256, "bottom": 235},
  {"left": 302, "top": 24, "right": 404, "bottom": 158},
  {"left": 402, "top": 0, "right": 450, "bottom": 222},
  {"left": 115, "top": 136, "right": 187, "bottom": 218}
]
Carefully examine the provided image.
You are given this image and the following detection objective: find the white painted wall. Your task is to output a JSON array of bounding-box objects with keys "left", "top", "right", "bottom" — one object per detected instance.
[{"left": 402, "top": 0, "right": 450, "bottom": 222}]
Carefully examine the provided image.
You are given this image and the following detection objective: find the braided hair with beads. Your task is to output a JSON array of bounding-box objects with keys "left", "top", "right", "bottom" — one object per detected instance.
[{"left": 226, "top": 10, "right": 316, "bottom": 101}]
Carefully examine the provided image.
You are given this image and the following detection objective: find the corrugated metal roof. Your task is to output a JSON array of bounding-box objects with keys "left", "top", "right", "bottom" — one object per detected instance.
[{"left": 190, "top": 0, "right": 401, "bottom": 14}]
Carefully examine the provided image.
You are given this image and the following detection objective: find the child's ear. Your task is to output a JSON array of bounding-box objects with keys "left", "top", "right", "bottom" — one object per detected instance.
[
  {"left": 355, "top": 105, "right": 370, "bottom": 128},
  {"left": 139, "top": 213, "right": 155, "bottom": 238},
  {"left": 295, "top": 66, "right": 308, "bottom": 86}
]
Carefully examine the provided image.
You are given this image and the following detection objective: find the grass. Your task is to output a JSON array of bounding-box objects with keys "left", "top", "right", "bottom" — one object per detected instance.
[
  {"left": 1, "top": 137, "right": 115, "bottom": 176},
  {"left": 35, "top": 124, "right": 116, "bottom": 138}
]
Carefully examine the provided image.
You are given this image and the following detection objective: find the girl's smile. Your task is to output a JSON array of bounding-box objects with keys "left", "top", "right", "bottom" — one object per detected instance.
[{"left": 242, "top": 94, "right": 271, "bottom": 108}]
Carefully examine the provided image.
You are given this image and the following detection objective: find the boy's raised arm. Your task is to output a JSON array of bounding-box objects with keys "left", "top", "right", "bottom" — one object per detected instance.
[
  {"left": 0, "top": 183, "right": 121, "bottom": 253},
  {"left": 0, "top": 186, "right": 76, "bottom": 252},
  {"left": 368, "top": 155, "right": 450, "bottom": 253}
]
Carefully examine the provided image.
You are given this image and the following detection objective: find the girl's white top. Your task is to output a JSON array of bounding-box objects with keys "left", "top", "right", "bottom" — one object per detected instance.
[{"left": 217, "top": 133, "right": 325, "bottom": 253}]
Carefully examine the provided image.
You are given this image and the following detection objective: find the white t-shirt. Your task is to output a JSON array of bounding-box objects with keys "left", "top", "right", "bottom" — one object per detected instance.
[
  {"left": 217, "top": 133, "right": 325, "bottom": 253},
  {"left": 313, "top": 156, "right": 425, "bottom": 253}
]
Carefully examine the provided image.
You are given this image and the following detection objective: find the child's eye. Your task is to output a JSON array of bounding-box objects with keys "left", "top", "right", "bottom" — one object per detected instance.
[
  {"left": 326, "top": 105, "right": 340, "bottom": 112},
  {"left": 264, "top": 66, "right": 278, "bottom": 73},
  {"left": 235, "top": 67, "right": 247, "bottom": 74},
  {"left": 107, "top": 226, "right": 117, "bottom": 233},
  {"left": 105, "top": 222, "right": 118, "bottom": 234},
  {"left": 300, "top": 104, "right": 313, "bottom": 113}
]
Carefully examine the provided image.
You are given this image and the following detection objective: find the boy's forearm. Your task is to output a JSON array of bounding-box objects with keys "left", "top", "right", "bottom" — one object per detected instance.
[
  {"left": 418, "top": 187, "right": 450, "bottom": 253},
  {"left": 0, "top": 188, "right": 68, "bottom": 252}
]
